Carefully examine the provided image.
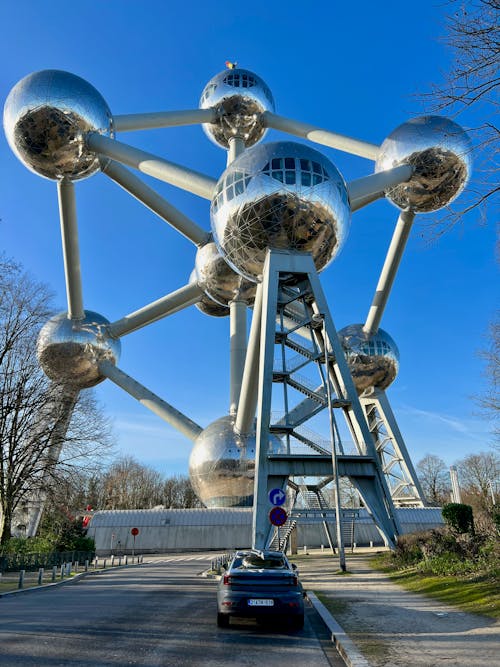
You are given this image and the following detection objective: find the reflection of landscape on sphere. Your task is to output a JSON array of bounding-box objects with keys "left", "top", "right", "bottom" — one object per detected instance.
[
  {"left": 195, "top": 241, "right": 256, "bottom": 306},
  {"left": 37, "top": 311, "right": 121, "bottom": 389},
  {"left": 376, "top": 116, "right": 471, "bottom": 213},
  {"left": 199, "top": 68, "right": 274, "bottom": 148},
  {"left": 188, "top": 270, "right": 230, "bottom": 317},
  {"left": 211, "top": 142, "right": 351, "bottom": 282},
  {"left": 339, "top": 324, "right": 399, "bottom": 394},
  {"left": 3, "top": 70, "right": 113, "bottom": 181},
  {"left": 189, "top": 416, "right": 284, "bottom": 507}
]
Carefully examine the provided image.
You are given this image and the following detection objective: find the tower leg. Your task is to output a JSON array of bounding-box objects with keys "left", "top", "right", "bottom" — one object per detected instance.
[{"left": 252, "top": 250, "right": 402, "bottom": 550}]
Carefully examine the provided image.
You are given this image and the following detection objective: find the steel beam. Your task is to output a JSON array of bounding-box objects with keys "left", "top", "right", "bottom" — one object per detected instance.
[
  {"left": 102, "top": 160, "right": 210, "bottom": 246},
  {"left": 235, "top": 283, "right": 263, "bottom": 435},
  {"left": 107, "top": 282, "right": 204, "bottom": 338},
  {"left": 262, "top": 111, "right": 379, "bottom": 160},
  {"left": 348, "top": 165, "right": 414, "bottom": 209},
  {"left": 229, "top": 300, "right": 247, "bottom": 415},
  {"left": 363, "top": 210, "right": 416, "bottom": 336},
  {"left": 113, "top": 108, "right": 216, "bottom": 133},
  {"left": 57, "top": 179, "right": 84, "bottom": 320},
  {"left": 86, "top": 133, "right": 216, "bottom": 200},
  {"left": 99, "top": 361, "right": 202, "bottom": 442}
]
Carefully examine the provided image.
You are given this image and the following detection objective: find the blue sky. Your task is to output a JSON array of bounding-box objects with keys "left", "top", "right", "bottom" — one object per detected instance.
[{"left": 1, "top": 1, "right": 497, "bottom": 477}]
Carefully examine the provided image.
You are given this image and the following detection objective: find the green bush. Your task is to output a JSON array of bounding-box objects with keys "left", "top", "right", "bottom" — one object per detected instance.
[{"left": 442, "top": 503, "right": 474, "bottom": 534}]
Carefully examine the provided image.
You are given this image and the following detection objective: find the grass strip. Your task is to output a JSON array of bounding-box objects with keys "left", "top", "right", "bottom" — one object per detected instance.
[{"left": 370, "top": 554, "right": 500, "bottom": 618}]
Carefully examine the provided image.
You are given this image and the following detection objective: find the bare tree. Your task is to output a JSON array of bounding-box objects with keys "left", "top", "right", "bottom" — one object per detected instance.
[
  {"left": 456, "top": 450, "right": 499, "bottom": 502},
  {"left": 425, "top": 0, "right": 499, "bottom": 231},
  {"left": 416, "top": 454, "right": 450, "bottom": 505},
  {"left": 101, "top": 456, "right": 164, "bottom": 509},
  {"left": 0, "top": 257, "right": 112, "bottom": 544},
  {"left": 477, "top": 317, "right": 500, "bottom": 445},
  {"left": 163, "top": 475, "right": 203, "bottom": 509}
]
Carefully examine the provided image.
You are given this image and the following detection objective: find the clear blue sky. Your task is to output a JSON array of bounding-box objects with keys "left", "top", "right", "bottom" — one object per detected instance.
[{"left": 1, "top": 1, "right": 497, "bottom": 476}]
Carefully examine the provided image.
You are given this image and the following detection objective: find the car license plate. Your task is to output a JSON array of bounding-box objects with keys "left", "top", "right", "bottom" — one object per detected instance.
[{"left": 248, "top": 599, "right": 274, "bottom": 607}]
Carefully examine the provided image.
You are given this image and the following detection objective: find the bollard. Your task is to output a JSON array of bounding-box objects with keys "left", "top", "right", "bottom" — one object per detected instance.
[
  {"left": 118, "top": 556, "right": 122, "bottom": 566},
  {"left": 60, "top": 564, "right": 65, "bottom": 579},
  {"left": 85, "top": 559, "right": 89, "bottom": 572},
  {"left": 125, "top": 555, "right": 128, "bottom": 566},
  {"left": 353, "top": 542, "right": 357, "bottom": 550},
  {"left": 66, "top": 562, "right": 72, "bottom": 576},
  {"left": 103, "top": 559, "right": 107, "bottom": 569},
  {"left": 303, "top": 545, "right": 307, "bottom": 554},
  {"left": 18, "top": 570, "right": 25, "bottom": 589},
  {"left": 111, "top": 555, "right": 115, "bottom": 567},
  {"left": 52, "top": 566, "right": 57, "bottom": 582},
  {"left": 38, "top": 568, "right": 44, "bottom": 585},
  {"left": 321, "top": 544, "right": 324, "bottom": 552},
  {"left": 370, "top": 541, "right": 373, "bottom": 548},
  {"left": 74, "top": 561, "right": 79, "bottom": 573},
  {"left": 94, "top": 557, "right": 98, "bottom": 570}
]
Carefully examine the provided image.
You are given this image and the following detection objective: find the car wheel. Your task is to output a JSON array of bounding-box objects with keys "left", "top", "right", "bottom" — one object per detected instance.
[{"left": 217, "top": 612, "right": 230, "bottom": 628}]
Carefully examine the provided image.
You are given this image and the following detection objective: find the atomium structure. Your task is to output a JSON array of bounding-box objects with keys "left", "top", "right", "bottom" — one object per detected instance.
[{"left": 4, "top": 66, "right": 472, "bottom": 548}]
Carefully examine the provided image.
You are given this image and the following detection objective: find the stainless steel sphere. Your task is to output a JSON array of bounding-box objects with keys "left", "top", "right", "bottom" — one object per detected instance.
[
  {"left": 211, "top": 141, "right": 351, "bottom": 282},
  {"left": 37, "top": 311, "right": 120, "bottom": 388},
  {"left": 195, "top": 241, "right": 256, "bottom": 306},
  {"left": 189, "top": 270, "right": 230, "bottom": 318},
  {"left": 199, "top": 68, "right": 274, "bottom": 148},
  {"left": 189, "top": 415, "right": 284, "bottom": 507},
  {"left": 3, "top": 70, "right": 113, "bottom": 181},
  {"left": 338, "top": 324, "right": 399, "bottom": 394},
  {"left": 375, "top": 116, "right": 472, "bottom": 212}
]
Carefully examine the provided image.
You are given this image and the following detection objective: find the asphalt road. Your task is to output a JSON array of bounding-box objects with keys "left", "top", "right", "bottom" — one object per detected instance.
[{"left": 0, "top": 553, "right": 343, "bottom": 666}]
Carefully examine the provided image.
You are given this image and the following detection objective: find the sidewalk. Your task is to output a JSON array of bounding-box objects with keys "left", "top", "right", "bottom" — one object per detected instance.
[{"left": 298, "top": 549, "right": 499, "bottom": 667}]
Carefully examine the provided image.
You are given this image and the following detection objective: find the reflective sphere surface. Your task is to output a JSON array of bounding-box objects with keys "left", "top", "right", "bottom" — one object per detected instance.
[
  {"left": 338, "top": 324, "right": 399, "bottom": 394},
  {"left": 3, "top": 70, "right": 113, "bottom": 181},
  {"left": 376, "top": 116, "right": 472, "bottom": 212},
  {"left": 195, "top": 241, "right": 256, "bottom": 306},
  {"left": 189, "top": 415, "right": 284, "bottom": 507},
  {"left": 211, "top": 141, "right": 351, "bottom": 282},
  {"left": 199, "top": 68, "right": 274, "bottom": 148},
  {"left": 37, "top": 311, "right": 120, "bottom": 388},
  {"left": 189, "top": 270, "right": 230, "bottom": 318}
]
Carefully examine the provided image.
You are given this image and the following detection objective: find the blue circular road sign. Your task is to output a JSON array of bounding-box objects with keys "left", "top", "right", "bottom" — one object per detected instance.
[{"left": 268, "top": 488, "right": 286, "bottom": 506}]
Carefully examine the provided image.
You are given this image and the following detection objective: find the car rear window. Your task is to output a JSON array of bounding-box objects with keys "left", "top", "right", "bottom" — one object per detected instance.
[{"left": 240, "top": 555, "right": 287, "bottom": 569}]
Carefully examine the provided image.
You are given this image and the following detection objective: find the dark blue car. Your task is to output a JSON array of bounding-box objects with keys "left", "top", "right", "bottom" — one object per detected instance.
[{"left": 216, "top": 549, "right": 305, "bottom": 629}]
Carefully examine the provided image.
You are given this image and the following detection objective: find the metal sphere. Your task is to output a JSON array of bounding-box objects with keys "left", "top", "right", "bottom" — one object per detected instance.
[
  {"left": 189, "top": 270, "right": 230, "bottom": 318},
  {"left": 338, "top": 324, "right": 399, "bottom": 394},
  {"left": 3, "top": 70, "right": 113, "bottom": 181},
  {"left": 199, "top": 68, "right": 274, "bottom": 148},
  {"left": 211, "top": 141, "right": 351, "bottom": 282},
  {"left": 37, "top": 311, "right": 120, "bottom": 388},
  {"left": 189, "top": 415, "right": 284, "bottom": 508},
  {"left": 375, "top": 116, "right": 472, "bottom": 212},
  {"left": 195, "top": 241, "right": 256, "bottom": 306}
]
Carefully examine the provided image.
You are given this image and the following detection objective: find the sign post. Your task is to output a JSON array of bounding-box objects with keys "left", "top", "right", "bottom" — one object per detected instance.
[
  {"left": 131, "top": 527, "right": 139, "bottom": 557},
  {"left": 269, "top": 489, "right": 287, "bottom": 552}
]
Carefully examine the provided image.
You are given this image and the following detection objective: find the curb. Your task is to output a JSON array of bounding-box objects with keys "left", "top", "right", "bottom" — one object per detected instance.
[
  {"left": 0, "top": 562, "right": 144, "bottom": 599},
  {"left": 307, "top": 591, "right": 372, "bottom": 667}
]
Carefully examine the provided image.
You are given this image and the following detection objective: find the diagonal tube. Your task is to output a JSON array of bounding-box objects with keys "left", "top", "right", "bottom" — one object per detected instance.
[
  {"left": 229, "top": 300, "right": 248, "bottom": 415},
  {"left": 363, "top": 210, "right": 416, "bottom": 336},
  {"left": 57, "top": 178, "right": 84, "bottom": 320},
  {"left": 86, "top": 133, "right": 217, "bottom": 200},
  {"left": 107, "top": 282, "right": 204, "bottom": 338},
  {"left": 102, "top": 160, "right": 210, "bottom": 246},
  {"left": 235, "top": 283, "right": 263, "bottom": 435},
  {"left": 113, "top": 108, "right": 216, "bottom": 133},
  {"left": 99, "top": 361, "right": 202, "bottom": 442},
  {"left": 348, "top": 165, "right": 414, "bottom": 210},
  {"left": 263, "top": 111, "right": 380, "bottom": 160}
]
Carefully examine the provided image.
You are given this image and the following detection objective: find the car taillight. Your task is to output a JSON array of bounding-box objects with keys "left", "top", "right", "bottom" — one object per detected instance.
[
  {"left": 292, "top": 575, "right": 298, "bottom": 586},
  {"left": 223, "top": 574, "right": 232, "bottom": 585}
]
